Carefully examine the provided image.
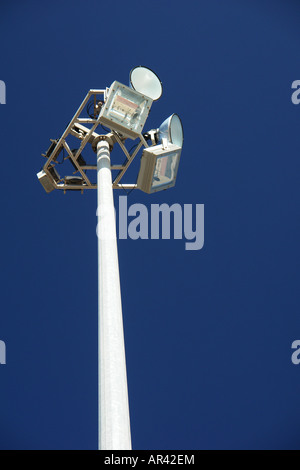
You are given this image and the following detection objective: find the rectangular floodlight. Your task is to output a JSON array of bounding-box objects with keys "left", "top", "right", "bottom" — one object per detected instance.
[
  {"left": 99, "top": 81, "right": 153, "bottom": 139},
  {"left": 37, "top": 170, "right": 55, "bottom": 193},
  {"left": 137, "top": 143, "right": 182, "bottom": 194}
]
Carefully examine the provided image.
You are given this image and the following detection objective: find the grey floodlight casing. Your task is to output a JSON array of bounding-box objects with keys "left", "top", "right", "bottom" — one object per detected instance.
[
  {"left": 137, "top": 143, "right": 182, "bottom": 194},
  {"left": 99, "top": 81, "right": 153, "bottom": 140},
  {"left": 37, "top": 170, "right": 55, "bottom": 193}
]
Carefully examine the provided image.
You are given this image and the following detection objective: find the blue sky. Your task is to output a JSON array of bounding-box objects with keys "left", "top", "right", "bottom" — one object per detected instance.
[{"left": 0, "top": 0, "right": 300, "bottom": 450}]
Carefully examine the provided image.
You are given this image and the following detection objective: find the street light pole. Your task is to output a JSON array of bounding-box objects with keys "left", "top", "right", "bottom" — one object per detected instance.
[
  {"left": 97, "top": 139, "right": 132, "bottom": 450},
  {"left": 38, "top": 67, "right": 183, "bottom": 450}
]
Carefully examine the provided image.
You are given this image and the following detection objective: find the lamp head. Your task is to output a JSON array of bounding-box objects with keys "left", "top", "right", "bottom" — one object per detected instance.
[
  {"left": 129, "top": 66, "right": 162, "bottom": 101},
  {"left": 99, "top": 81, "right": 153, "bottom": 140},
  {"left": 158, "top": 113, "right": 184, "bottom": 148},
  {"left": 137, "top": 142, "right": 182, "bottom": 194}
]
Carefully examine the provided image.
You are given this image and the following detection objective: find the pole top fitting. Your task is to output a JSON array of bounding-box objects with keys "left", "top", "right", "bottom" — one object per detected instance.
[{"left": 92, "top": 133, "right": 115, "bottom": 153}]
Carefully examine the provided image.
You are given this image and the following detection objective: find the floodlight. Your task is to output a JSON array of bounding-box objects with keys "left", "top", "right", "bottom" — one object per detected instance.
[
  {"left": 65, "top": 176, "right": 85, "bottom": 185},
  {"left": 37, "top": 170, "right": 55, "bottom": 193},
  {"left": 158, "top": 113, "right": 184, "bottom": 147},
  {"left": 42, "top": 139, "right": 59, "bottom": 159},
  {"left": 48, "top": 165, "right": 60, "bottom": 183},
  {"left": 137, "top": 142, "right": 181, "bottom": 194},
  {"left": 99, "top": 81, "right": 152, "bottom": 139},
  {"left": 64, "top": 176, "right": 87, "bottom": 191},
  {"left": 130, "top": 66, "right": 162, "bottom": 101}
]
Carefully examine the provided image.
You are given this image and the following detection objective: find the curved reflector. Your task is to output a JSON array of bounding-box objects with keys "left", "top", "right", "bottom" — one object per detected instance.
[
  {"left": 158, "top": 113, "right": 184, "bottom": 147},
  {"left": 130, "top": 66, "right": 162, "bottom": 101}
]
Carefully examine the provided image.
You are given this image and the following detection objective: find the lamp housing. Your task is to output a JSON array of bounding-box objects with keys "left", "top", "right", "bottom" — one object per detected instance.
[
  {"left": 158, "top": 113, "right": 184, "bottom": 147},
  {"left": 129, "top": 66, "right": 162, "bottom": 101},
  {"left": 99, "top": 81, "right": 152, "bottom": 139},
  {"left": 137, "top": 142, "right": 181, "bottom": 194},
  {"left": 37, "top": 170, "right": 55, "bottom": 193}
]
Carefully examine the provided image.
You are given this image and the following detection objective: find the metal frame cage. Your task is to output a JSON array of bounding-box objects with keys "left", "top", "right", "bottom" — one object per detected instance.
[{"left": 38, "top": 89, "right": 151, "bottom": 193}]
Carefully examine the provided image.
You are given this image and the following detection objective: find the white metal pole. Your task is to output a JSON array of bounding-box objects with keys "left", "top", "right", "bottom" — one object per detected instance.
[{"left": 97, "top": 139, "right": 132, "bottom": 450}]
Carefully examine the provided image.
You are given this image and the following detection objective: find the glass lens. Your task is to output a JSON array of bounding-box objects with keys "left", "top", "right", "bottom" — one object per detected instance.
[
  {"left": 107, "top": 87, "right": 147, "bottom": 132},
  {"left": 151, "top": 152, "right": 178, "bottom": 189},
  {"left": 131, "top": 67, "right": 162, "bottom": 101},
  {"left": 170, "top": 114, "right": 184, "bottom": 147}
]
